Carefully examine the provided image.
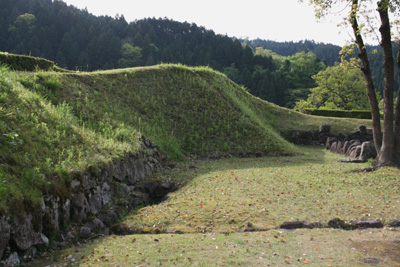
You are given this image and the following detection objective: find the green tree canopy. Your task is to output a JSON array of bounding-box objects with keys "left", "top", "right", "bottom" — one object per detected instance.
[
  {"left": 8, "top": 13, "right": 36, "bottom": 32},
  {"left": 118, "top": 43, "right": 142, "bottom": 68},
  {"left": 295, "top": 60, "right": 370, "bottom": 110},
  {"left": 283, "top": 52, "right": 326, "bottom": 107}
]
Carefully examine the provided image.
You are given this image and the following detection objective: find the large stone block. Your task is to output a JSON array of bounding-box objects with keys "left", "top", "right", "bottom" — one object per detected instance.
[
  {"left": 319, "top": 124, "right": 331, "bottom": 133},
  {"left": 42, "top": 196, "right": 60, "bottom": 235},
  {"left": 359, "top": 141, "right": 377, "bottom": 161},
  {"left": 10, "top": 213, "right": 47, "bottom": 251},
  {"left": 0, "top": 216, "right": 10, "bottom": 260},
  {"left": 71, "top": 192, "right": 90, "bottom": 222}
]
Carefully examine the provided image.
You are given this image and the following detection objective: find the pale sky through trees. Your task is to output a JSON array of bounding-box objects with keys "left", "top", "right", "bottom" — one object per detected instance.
[{"left": 62, "top": 0, "right": 357, "bottom": 46}]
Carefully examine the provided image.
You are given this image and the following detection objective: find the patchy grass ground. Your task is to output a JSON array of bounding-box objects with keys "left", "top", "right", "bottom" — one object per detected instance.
[
  {"left": 30, "top": 228, "right": 400, "bottom": 266},
  {"left": 28, "top": 146, "right": 400, "bottom": 266},
  {"left": 125, "top": 146, "right": 400, "bottom": 233}
]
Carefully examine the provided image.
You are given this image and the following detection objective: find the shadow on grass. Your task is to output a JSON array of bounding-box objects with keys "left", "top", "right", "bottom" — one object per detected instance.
[
  {"left": 352, "top": 240, "right": 400, "bottom": 266},
  {"left": 156, "top": 145, "right": 330, "bottom": 188},
  {"left": 121, "top": 145, "right": 357, "bottom": 233},
  {"left": 28, "top": 146, "right": 400, "bottom": 266}
]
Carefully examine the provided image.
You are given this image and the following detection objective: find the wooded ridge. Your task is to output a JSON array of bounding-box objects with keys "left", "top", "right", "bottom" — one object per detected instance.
[{"left": 1, "top": 0, "right": 397, "bottom": 108}]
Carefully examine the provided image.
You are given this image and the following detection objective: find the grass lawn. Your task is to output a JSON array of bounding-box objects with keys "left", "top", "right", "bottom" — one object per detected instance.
[
  {"left": 32, "top": 228, "right": 400, "bottom": 266},
  {"left": 28, "top": 146, "right": 400, "bottom": 266},
  {"left": 125, "top": 146, "right": 400, "bottom": 233}
]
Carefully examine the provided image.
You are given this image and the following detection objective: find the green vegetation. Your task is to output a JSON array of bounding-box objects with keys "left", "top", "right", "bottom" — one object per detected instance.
[
  {"left": 305, "top": 0, "right": 400, "bottom": 167},
  {"left": 0, "top": 50, "right": 375, "bottom": 215},
  {"left": 294, "top": 60, "right": 370, "bottom": 111},
  {"left": 1, "top": 0, "right": 397, "bottom": 108},
  {"left": 247, "top": 96, "right": 371, "bottom": 133},
  {"left": 27, "top": 147, "right": 400, "bottom": 267},
  {"left": 0, "top": 49, "right": 374, "bottom": 213},
  {"left": 2, "top": 0, "right": 400, "bottom": 264},
  {"left": 0, "top": 52, "right": 65, "bottom": 72},
  {"left": 28, "top": 228, "right": 400, "bottom": 266},
  {"left": 51, "top": 64, "right": 298, "bottom": 158},
  {"left": 247, "top": 39, "right": 399, "bottom": 97},
  {"left": 123, "top": 146, "right": 400, "bottom": 233},
  {"left": 0, "top": 65, "right": 138, "bottom": 213},
  {"left": 247, "top": 39, "right": 342, "bottom": 66},
  {"left": 0, "top": 52, "right": 387, "bottom": 266},
  {"left": 252, "top": 49, "right": 326, "bottom": 107}
]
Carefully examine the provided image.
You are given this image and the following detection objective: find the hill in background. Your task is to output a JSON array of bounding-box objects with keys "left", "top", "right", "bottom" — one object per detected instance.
[{"left": 3, "top": 0, "right": 396, "bottom": 108}]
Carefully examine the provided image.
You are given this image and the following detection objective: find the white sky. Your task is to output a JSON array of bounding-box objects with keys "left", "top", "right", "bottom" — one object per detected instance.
[{"left": 62, "top": 0, "right": 356, "bottom": 46}]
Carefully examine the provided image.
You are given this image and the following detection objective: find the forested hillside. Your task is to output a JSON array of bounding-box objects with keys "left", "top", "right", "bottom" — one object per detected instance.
[
  {"left": 247, "top": 39, "right": 399, "bottom": 97},
  {"left": 0, "top": 0, "right": 327, "bottom": 108},
  {"left": 0, "top": 0, "right": 397, "bottom": 107}
]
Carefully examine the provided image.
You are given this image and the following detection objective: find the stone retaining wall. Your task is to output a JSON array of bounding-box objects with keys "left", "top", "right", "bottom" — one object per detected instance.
[
  {"left": 0, "top": 136, "right": 169, "bottom": 265},
  {"left": 0, "top": 125, "right": 380, "bottom": 265},
  {"left": 285, "top": 125, "right": 377, "bottom": 161}
]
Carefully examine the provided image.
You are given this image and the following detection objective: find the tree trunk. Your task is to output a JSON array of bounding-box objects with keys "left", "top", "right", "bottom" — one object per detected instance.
[
  {"left": 350, "top": 0, "right": 383, "bottom": 157},
  {"left": 394, "top": 49, "right": 400, "bottom": 162},
  {"left": 377, "top": 0, "right": 396, "bottom": 166}
]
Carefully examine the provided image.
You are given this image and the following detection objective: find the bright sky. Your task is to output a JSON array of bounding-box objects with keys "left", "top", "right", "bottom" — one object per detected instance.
[{"left": 62, "top": 0, "right": 355, "bottom": 46}]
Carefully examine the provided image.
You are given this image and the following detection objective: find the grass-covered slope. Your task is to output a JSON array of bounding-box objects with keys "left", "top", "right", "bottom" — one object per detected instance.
[
  {"left": 0, "top": 52, "right": 66, "bottom": 72},
  {"left": 250, "top": 97, "right": 372, "bottom": 133},
  {"left": 0, "top": 56, "right": 371, "bottom": 214},
  {"left": 0, "top": 66, "right": 139, "bottom": 213},
  {"left": 0, "top": 63, "right": 298, "bottom": 214},
  {"left": 33, "top": 64, "right": 299, "bottom": 158}
]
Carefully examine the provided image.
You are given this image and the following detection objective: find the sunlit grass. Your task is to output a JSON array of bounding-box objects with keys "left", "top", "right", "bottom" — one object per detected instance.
[
  {"left": 26, "top": 147, "right": 400, "bottom": 266},
  {"left": 30, "top": 224, "right": 400, "bottom": 266},
  {"left": 3, "top": 61, "right": 367, "bottom": 215},
  {"left": 0, "top": 67, "right": 141, "bottom": 212},
  {"left": 124, "top": 146, "right": 400, "bottom": 233}
]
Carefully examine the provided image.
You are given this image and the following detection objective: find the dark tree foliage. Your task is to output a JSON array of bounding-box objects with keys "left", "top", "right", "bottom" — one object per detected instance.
[{"left": 364, "top": 44, "right": 399, "bottom": 96}]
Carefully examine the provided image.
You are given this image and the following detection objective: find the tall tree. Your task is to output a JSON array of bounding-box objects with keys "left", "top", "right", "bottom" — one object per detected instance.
[{"left": 304, "top": 0, "right": 400, "bottom": 167}]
